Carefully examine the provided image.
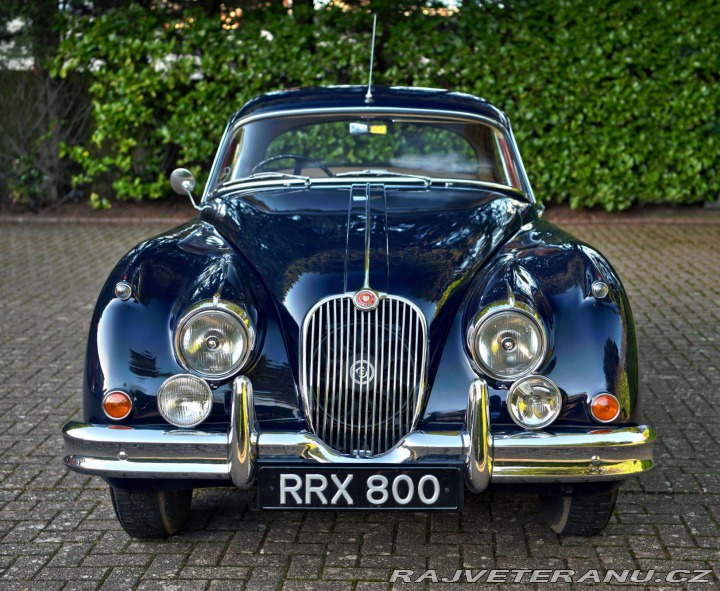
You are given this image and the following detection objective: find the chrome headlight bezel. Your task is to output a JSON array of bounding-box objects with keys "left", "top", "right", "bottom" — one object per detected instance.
[
  {"left": 174, "top": 299, "right": 255, "bottom": 380},
  {"left": 467, "top": 301, "right": 548, "bottom": 381}
]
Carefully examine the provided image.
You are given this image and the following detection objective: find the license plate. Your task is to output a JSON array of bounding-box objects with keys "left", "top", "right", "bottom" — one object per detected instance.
[{"left": 257, "top": 466, "right": 462, "bottom": 510}]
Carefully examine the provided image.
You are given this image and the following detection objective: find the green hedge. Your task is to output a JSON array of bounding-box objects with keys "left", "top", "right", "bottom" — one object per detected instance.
[{"left": 57, "top": 1, "right": 720, "bottom": 210}]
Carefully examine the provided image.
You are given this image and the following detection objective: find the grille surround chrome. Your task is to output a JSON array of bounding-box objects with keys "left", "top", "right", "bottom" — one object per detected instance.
[{"left": 300, "top": 293, "right": 427, "bottom": 456}]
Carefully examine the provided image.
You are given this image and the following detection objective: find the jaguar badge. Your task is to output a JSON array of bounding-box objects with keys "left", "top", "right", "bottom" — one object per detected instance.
[{"left": 353, "top": 289, "right": 379, "bottom": 311}]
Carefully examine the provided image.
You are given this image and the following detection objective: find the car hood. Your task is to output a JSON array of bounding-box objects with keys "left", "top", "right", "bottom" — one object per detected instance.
[{"left": 202, "top": 184, "right": 535, "bottom": 322}]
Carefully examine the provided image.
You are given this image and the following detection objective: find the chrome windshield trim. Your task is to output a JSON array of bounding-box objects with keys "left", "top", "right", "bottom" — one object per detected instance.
[
  {"left": 231, "top": 106, "right": 508, "bottom": 134},
  {"left": 505, "top": 117, "right": 536, "bottom": 203},
  {"left": 202, "top": 106, "right": 534, "bottom": 203}
]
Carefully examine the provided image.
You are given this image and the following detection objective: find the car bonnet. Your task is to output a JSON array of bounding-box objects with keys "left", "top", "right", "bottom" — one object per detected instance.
[{"left": 202, "top": 184, "right": 535, "bottom": 323}]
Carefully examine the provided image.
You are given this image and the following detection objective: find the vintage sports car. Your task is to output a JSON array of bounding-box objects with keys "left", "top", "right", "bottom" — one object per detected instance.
[{"left": 62, "top": 86, "right": 655, "bottom": 538}]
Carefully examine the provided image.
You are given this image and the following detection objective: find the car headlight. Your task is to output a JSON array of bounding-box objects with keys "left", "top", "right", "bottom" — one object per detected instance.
[
  {"left": 157, "top": 374, "right": 213, "bottom": 427},
  {"left": 175, "top": 300, "right": 254, "bottom": 379},
  {"left": 468, "top": 304, "right": 546, "bottom": 380},
  {"left": 507, "top": 375, "right": 562, "bottom": 429}
]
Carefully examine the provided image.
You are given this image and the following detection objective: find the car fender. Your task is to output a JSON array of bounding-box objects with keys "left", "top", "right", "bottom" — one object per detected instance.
[{"left": 420, "top": 218, "right": 639, "bottom": 429}]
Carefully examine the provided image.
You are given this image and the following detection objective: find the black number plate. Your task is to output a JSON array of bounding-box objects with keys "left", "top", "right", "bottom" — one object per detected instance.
[{"left": 257, "top": 466, "right": 462, "bottom": 511}]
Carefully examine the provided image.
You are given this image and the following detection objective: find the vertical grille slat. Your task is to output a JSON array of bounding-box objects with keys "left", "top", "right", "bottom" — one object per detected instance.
[
  {"left": 308, "top": 314, "right": 315, "bottom": 431},
  {"left": 302, "top": 294, "right": 427, "bottom": 456},
  {"left": 376, "top": 302, "right": 385, "bottom": 454},
  {"left": 405, "top": 303, "right": 413, "bottom": 433},
  {"left": 323, "top": 302, "right": 331, "bottom": 441},
  {"left": 344, "top": 299, "right": 351, "bottom": 450},
  {"left": 392, "top": 300, "right": 400, "bottom": 446},
  {"left": 413, "top": 314, "right": 421, "bottom": 424},
  {"left": 329, "top": 300, "right": 337, "bottom": 444},
  {"left": 383, "top": 302, "right": 395, "bottom": 448},
  {"left": 399, "top": 302, "right": 407, "bottom": 435},
  {"left": 349, "top": 306, "right": 357, "bottom": 452},
  {"left": 315, "top": 306, "right": 322, "bottom": 434}
]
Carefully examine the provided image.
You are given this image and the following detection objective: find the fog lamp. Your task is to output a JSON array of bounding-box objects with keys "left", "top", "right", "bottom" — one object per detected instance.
[
  {"left": 507, "top": 375, "right": 562, "bottom": 430},
  {"left": 157, "top": 374, "right": 213, "bottom": 428}
]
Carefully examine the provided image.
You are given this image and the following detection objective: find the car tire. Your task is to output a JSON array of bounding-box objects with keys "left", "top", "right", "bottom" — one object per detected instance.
[
  {"left": 109, "top": 487, "right": 193, "bottom": 539},
  {"left": 538, "top": 488, "right": 618, "bottom": 536}
]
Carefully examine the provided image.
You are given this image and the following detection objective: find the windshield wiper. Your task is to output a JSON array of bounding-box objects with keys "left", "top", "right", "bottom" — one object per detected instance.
[
  {"left": 335, "top": 169, "right": 431, "bottom": 186},
  {"left": 242, "top": 172, "right": 311, "bottom": 184},
  {"left": 215, "top": 172, "right": 311, "bottom": 192}
]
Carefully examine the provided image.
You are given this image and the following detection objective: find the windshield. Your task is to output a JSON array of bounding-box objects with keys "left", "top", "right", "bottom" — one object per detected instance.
[{"left": 214, "top": 114, "right": 522, "bottom": 189}]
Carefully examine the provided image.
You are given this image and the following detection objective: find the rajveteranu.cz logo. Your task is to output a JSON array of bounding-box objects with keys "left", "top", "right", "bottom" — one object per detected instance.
[{"left": 389, "top": 569, "right": 714, "bottom": 584}]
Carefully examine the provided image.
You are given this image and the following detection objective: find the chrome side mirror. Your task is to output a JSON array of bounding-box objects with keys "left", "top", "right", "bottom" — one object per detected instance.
[{"left": 170, "top": 168, "right": 201, "bottom": 210}]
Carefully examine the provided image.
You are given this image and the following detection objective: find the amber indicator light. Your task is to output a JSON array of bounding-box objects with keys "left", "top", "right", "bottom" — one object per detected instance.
[
  {"left": 590, "top": 393, "right": 620, "bottom": 422},
  {"left": 103, "top": 391, "right": 133, "bottom": 420}
]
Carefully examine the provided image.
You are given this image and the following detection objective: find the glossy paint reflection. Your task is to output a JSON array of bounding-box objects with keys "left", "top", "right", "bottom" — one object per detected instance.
[
  {"left": 85, "top": 183, "right": 639, "bottom": 436},
  {"left": 203, "top": 185, "right": 534, "bottom": 318}
]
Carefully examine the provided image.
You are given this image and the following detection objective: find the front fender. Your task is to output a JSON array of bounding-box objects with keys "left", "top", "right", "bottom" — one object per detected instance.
[
  {"left": 83, "top": 220, "right": 298, "bottom": 427},
  {"left": 420, "top": 218, "right": 639, "bottom": 428}
]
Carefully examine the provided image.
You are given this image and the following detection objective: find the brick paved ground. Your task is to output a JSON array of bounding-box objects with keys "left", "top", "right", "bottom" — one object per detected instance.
[{"left": 0, "top": 215, "right": 718, "bottom": 590}]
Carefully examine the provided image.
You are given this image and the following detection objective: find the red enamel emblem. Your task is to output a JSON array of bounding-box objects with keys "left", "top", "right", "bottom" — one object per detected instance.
[{"left": 353, "top": 289, "right": 378, "bottom": 310}]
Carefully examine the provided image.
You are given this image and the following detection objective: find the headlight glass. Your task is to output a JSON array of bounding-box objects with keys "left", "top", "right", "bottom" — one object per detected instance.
[
  {"left": 472, "top": 309, "right": 545, "bottom": 380},
  {"left": 507, "top": 375, "right": 562, "bottom": 429},
  {"left": 157, "top": 374, "right": 213, "bottom": 427},
  {"left": 176, "top": 303, "right": 252, "bottom": 379}
]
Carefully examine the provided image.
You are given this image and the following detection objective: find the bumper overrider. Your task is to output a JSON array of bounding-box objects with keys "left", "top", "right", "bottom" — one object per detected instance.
[{"left": 63, "top": 377, "right": 655, "bottom": 491}]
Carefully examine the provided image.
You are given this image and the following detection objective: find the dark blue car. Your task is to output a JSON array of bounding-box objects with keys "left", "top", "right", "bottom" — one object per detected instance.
[{"left": 62, "top": 86, "right": 655, "bottom": 538}]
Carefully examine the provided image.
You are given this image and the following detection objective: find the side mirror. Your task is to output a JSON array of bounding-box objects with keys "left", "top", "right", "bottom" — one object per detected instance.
[{"left": 170, "top": 168, "right": 200, "bottom": 210}]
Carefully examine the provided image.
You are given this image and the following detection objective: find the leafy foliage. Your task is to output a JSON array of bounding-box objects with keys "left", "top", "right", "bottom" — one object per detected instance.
[
  {"left": 56, "top": 0, "right": 720, "bottom": 210},
  {"left": 0, "top": 0, "right": 91, "bottom": 208}
]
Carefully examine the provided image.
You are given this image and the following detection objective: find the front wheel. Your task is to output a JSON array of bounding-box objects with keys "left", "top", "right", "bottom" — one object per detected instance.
[
  {"left": 109, "top": 487, "right": 193, "bottom": 539},
  {"left": 539, "top": 488, "right": 618, "bottom": 536}
]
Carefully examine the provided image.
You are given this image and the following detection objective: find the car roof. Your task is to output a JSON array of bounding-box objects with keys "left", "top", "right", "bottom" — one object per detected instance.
[{"left": 229, "top": 85, "right": 509, "bottom": 128}]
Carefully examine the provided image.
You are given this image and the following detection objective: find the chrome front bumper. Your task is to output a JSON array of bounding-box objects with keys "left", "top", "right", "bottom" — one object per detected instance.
[{"left": 63, "top": 377, "right": 656, "bottom": 492}]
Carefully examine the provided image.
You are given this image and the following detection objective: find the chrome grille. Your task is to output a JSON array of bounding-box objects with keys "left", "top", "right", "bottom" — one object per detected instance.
[{"left": 301, "top": 294, "right": 427, "bottom": 456}]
